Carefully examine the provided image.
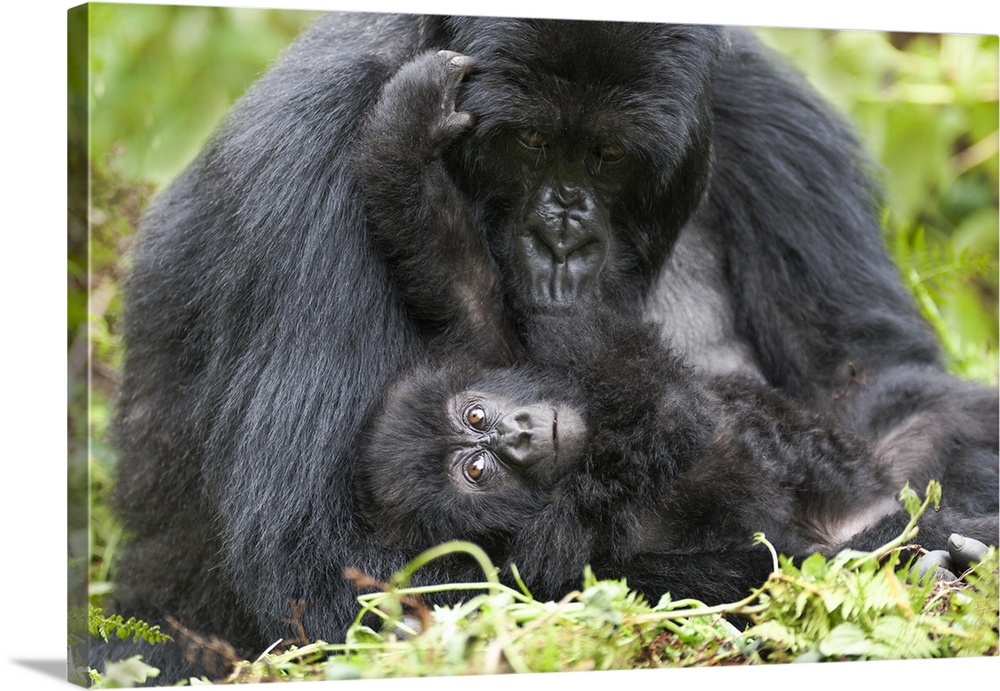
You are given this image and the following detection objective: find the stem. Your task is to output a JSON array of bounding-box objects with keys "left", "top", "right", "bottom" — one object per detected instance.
[
  {"left": 633, "top": 584, "right": 770, "bottom": 624},
  {"left": 389, "top": 540, "right": 501, "bottom": 588},
  {"left": 381, "top": 540, "right": 533, "bottom": 674},
  {"left": 845, "top": 491, "right": 929, "bottom": 569}
]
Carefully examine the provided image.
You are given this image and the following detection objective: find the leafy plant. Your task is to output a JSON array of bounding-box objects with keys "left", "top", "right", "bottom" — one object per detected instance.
[
  {"left": 88, "top": 656, "right": 162, "bottom": 689},
  {"left": 83, "top": 482, "right": 997, "bottom": 683},
  {"left": 757, "top": 28, "right": 999, "bottom": 385},
  {"left": 201, "top": 483, "right": 996, "bottom": 682},
  {"left": 89, "top": 604, "right": 173, "bottom": 647},
  {"left": 742, "top": 484, "right": 999, "bottom": 662},
  {"left": 893, "top": 221, "right": 998, "bottom": 382}
]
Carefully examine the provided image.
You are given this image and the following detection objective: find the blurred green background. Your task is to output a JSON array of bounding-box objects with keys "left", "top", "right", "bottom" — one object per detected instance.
[{"left": 68, "top": 5, "right": 999, "bottom": 611}]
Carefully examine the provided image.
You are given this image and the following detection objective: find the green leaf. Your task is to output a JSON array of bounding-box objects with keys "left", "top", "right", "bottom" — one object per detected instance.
[
  {"left": 800, "top": 552, "right": 828, "bottom": 580},
  {"left": 818, "top": 622, "right": 873, "bottom": 658},
  {"left": 869, "top": 616, "right": 941, "bottom": 659},
  {"left": 94, "top": 655, "right": 160, "bottom": 687}
]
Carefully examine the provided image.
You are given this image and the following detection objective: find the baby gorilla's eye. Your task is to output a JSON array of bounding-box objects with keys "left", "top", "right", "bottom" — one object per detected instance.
[
  {"left": 516, "top": 129, "right": 546, "bottom": 149},
  {"left": 465, "top": 404, "right": 487, "bottom": 430},
  {"left": 464, "top": 454, "right": 491, "bottom": 483}
]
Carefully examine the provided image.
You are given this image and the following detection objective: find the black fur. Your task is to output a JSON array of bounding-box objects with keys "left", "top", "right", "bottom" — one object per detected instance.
[
  {"left": 100, "top": 12, "right": 999, "bottom": 683},
  {"left": 357, "top": 309, "right": 998, "bottom": 607},
  {"left": 350, "top": 29, "right": 997, "bottom": 605}
]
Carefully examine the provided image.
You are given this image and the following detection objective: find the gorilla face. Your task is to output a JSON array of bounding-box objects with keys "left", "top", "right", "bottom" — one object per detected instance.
[
  {"left": 443, "top": 18, "right": 726, "bottom": 310},
  {"left": 357, "top": 363, "right": 588, "bottom": 551},
  {"left": 445, "top": 389, "right": 588, "bottom": 491}
]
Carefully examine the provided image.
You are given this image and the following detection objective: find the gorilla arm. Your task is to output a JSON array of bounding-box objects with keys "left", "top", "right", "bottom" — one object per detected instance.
[{"left": 355, "top": 49, "right": 516, "bottom": 364}]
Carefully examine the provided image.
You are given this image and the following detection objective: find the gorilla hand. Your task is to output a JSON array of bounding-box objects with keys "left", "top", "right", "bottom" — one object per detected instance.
[
  {"left": 361, "top": 49, "right": 476, "bottom": 162},
  {"left": 916, "top": 533, "right": 991, "bottom": 582}
]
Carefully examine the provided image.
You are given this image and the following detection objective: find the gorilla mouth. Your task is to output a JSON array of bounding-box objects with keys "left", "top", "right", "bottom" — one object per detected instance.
[
  {"left": 552, "top": 408, "right": 559, "bottom": 461},
  {"left": 516, "top": 220, "right": 610, "bottom": 306}
]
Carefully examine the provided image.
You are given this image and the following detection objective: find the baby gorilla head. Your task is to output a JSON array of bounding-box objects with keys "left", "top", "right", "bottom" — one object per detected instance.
[
  {"left": 357, "top": 361, "right": 587, "bottom": 553},
  {"left": 449, "top": 390, "right": 587, "bottom": 490}
]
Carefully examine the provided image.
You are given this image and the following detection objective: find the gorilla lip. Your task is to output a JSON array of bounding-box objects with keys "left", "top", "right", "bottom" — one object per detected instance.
[{"left": 552, "top": 408, "right": 559, "bottom": 460}]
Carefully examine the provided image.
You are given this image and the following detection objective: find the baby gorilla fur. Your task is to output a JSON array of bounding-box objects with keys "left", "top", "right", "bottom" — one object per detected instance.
[{"left": 356, "top": 309, "right": 997, "bottom": 605}]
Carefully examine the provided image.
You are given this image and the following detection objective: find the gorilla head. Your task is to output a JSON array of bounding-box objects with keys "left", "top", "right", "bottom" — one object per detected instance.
[
  {"left": 357, "top": 361, "right": 588, "bottom": 554},
  {"left": 441, "top": 19, "right": 726, "bottom": 311}
]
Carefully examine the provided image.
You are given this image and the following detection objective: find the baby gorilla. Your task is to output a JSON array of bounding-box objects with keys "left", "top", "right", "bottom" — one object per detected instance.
[
  {"left": 356, "top": 310, "right": 996, "bottom": 603},
  {"left": 356, "top": 358, "right": 588, "bottom": 557},
  {"left": 353, "top": 51, "right": 997, "bottom": 605}
]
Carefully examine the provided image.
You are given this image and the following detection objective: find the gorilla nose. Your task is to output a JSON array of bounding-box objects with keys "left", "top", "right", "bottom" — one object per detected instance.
[
  {"left": 532, "top": 210, "right": 599, "bottom": 262},
  {"left": 551, "top": 182, "right": 585, "bottom": 209},
  {"left": 494, "top": 407, "right": 554, "bottom": 468}
]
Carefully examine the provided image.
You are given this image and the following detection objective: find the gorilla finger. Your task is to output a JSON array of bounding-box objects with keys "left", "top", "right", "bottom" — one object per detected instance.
[
  {"left": 440, "top": 110, "right": 476, "bottom": 135},
  {"left": 437, "top": 50, "right": 477, "bottom": 76},
  {"left": 947, "top": 533, "right": 990, "bottom": 571},
  {"left": 916, "top": 549, "right": 957, "bottom": 583}
]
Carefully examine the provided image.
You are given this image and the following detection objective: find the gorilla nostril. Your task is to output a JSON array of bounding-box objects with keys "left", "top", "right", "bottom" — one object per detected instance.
[
  {"left": 552, "top": 186, "right": 581, "bottom": 208},
  {"left": 526, "top": 218, "right": 602, "bottom": 263}
]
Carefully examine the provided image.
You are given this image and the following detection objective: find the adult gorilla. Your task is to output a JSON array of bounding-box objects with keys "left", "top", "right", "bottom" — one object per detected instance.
[{"left": 100, "top": 12, "right": 998, "bottom": 681}]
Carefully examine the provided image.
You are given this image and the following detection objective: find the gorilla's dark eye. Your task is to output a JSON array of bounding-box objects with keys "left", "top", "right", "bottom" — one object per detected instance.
[
  {"left": 597, "top": 143, "right": 625, "bottom": 162},
  {"left": 465, "top": 405, "right": 487, "bottom": 430},
  {"left": 464, "top": 454, "right": 491, "bottom": 483},
  {"left": 516, "top": 129, "right": 547, "bottom": 149}
]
